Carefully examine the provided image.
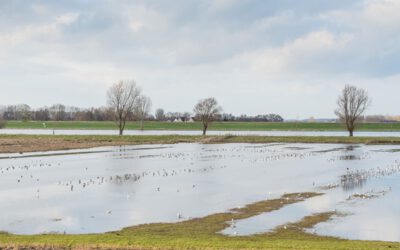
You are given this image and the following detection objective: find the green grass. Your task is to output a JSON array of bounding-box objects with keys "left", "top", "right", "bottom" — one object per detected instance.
[
  {"left": 0, "top": 192, "right": 398, "bottom": 249},
  {"left": 4, "top": 120, "right": 400, "bottom": 131}
]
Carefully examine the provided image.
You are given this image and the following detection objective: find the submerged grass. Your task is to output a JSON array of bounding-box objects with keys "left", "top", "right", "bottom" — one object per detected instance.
[{"left": 0, "top": 192, "right": 399, "bottom": 249}]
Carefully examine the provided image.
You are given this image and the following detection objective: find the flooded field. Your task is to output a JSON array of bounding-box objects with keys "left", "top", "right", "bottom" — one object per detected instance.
[
  {"left": 0, "top": 143, "right": 399, "bottom": 242},
  {"left": 2, "top": 128, "right": 400, "bottom": 137}
]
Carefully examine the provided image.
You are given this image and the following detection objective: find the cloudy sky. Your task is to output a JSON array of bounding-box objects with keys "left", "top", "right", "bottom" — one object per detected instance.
[{"left": 0, "top": 0, "right": 399, "bottom": 119}]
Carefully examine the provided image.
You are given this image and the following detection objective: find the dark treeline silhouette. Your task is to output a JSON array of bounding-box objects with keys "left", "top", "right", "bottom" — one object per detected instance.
[
  {"left": 221, "top": 113, "right": 284, "bottom": 122},
  {"left": 0, "top": 104, "right": 114, "bottom": 121},
  {"left": 0, "top": 104, "right": 285, "bottom": 123}
]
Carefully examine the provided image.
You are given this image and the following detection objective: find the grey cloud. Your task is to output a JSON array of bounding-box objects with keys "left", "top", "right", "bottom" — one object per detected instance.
[{"left": 1, "top": 0, "right": 400, "bottom": 118}]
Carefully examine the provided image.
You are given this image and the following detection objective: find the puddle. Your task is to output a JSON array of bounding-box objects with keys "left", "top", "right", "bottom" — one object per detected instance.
[
  {"left": 0, "top": 143, "right": 400, "bottom": 242},
  {"left": 221, "top": 195, "right": 333, "bottom": 236}
]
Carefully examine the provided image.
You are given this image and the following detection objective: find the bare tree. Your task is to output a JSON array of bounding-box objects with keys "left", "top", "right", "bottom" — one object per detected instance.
[
  {"left": 135, "top": 95, "right": 152, "bottom": 130},
  {"left": 155, "top": 108, "right": 165, "bottom": 121},
  {"left": 194, "top": 97, "right": 222, "bottom": 135},
  {"left": 16, "top": 104, "right": 31, "bottom": 121},
  {"left": 107, "top": 80, "right": 141, "bottom": 135},
  {"left": 50, "top": 104, "right": 67, "bottom": 121},
  {"left": 335, "top": 85, "right": 371, "bottom": 137}
]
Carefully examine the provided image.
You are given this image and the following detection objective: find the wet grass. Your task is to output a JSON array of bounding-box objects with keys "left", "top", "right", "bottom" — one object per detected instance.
[
  {"left": 5, "top": 120, "right": 400, "bottom": 131},
  {"left": 1, "top": 192, "right": 399, "bottom": 249},
  {"left": 2, "top": 134, "right": 400, "bottom": 154}
]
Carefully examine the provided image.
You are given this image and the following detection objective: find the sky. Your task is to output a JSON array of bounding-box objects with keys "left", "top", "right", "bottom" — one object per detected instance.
[{"left": 0, "top": 0, "right": 400, "bottom": 119}]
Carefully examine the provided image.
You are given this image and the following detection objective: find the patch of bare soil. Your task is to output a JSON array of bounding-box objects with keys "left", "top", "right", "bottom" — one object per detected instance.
[{"left": 0, "top": 138, "right": 124, "bottom": 154}]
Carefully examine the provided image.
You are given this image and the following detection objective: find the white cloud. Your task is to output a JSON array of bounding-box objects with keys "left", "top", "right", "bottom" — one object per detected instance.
[
  {"left": 1, "top": 0, "right": 400, "bottom": 118},
  {"left": 0, "top": 12, "right": 78, "bottom": 45},
  {"left": 56, "top": 13, "right": 79, "bottom": 25},
  {"left": 129, "top": 20, "right": 144, "bottom": 32},
  {"left": 246, "top": 30, "right": 353, "bottom": 76}
]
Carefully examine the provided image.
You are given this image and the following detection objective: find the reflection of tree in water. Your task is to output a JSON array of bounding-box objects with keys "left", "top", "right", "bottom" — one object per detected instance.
[
  {"left": 340, "top": 172, "right": 367, "bottom": 191},
  {"left": 339, "top": 155, "right": 361, "bottom": 161},
  {"left": 340, "top": 162, "right": 400, "bottom": 191},
  {"left": 110, "top": 173, "right": 142, "bottom": 186},
  {"left": 344, "top": 145, "right": 359, "bottom": 151}
]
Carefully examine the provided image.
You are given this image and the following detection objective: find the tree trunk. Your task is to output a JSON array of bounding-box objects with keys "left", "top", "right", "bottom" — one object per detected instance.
[
  {"left": 119, "top": 127, "right": 124, "bottom": 136},
  {"left": 202, "top": 124, "right": 207, "bottom": 135},
  {"left": 349, "top": 130, "right": 353, "bottom": 137}
]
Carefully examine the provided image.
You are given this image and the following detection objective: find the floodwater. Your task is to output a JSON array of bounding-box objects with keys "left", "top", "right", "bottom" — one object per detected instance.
[
  {"left": 0, "top": 143, "right": 399, "bottom": 242},
  {"left": 2, "top": 128, "right": 400, "bottom": 137}
]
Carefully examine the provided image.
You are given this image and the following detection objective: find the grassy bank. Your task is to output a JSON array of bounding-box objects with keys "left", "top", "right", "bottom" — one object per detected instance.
[
  {"left": 2, "top": 134, "right": 400, "bottom": 154},
  {"left": 0, "top": 192, "right": 398, "bottom": 249},
  {"left": 4, "top": 120, "right": 400, "bottom": 131}
]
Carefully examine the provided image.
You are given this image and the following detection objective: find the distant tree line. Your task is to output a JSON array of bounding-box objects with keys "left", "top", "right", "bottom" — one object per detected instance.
[
  {"left": 220, "top": 113, "right": 284, "bottom": 122},
  {"left": 0, "top": 104, "right": 114, "bottom": 121},
  {"left": 2, "top": 80, "right": 376, "bottom": 137},
  {"left": 0, "top": 105, "right": 284, "bottom": 123},
  {"left": 360, "top": 115, "right": 400, "bottom": 123}
]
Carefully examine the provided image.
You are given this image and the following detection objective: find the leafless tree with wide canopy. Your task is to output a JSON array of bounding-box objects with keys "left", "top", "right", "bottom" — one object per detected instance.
[
  {"left": 135, "top": 95, "right": 152, "bottom": 130},
  {"left": 194, "top": 97, "right": 222, "bottom": 135},
  {"left": 335, "top": 85, "right": 371, "bottom": 137},
  {"left": 107, "top": 80, "right": 141, "bottom": 135}
]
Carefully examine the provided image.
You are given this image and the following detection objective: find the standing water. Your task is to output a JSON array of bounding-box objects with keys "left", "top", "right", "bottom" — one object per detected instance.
[{"left": 0, "top": 143, "right": 399, "bottom": 241}]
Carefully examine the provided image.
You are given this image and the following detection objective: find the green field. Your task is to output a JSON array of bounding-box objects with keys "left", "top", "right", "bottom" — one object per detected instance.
[{"left": 4, "top": 120, "right": 400, "bottom": 131}]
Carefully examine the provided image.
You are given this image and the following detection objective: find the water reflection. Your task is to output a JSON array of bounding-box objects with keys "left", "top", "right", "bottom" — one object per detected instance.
[
  {"left": 0, "top": 143, "right": 399, "bottom": 242},
  {"left": 340, "top": 172, "right": 367, "bottom": 191},
  {"left": 340, "top": 163, "right": 400, "bottom": 191}
]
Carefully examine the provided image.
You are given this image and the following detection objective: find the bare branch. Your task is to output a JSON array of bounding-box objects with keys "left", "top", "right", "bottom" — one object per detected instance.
[
  {"left": 193, "top": 97, "right": 222, "bottom": 135},
  {"left": 335, "top": 85, "right": 371, "bottom": 136},
  {"left": 135, "top": 95, "right": 152, "bottom": 130},
  {"left": 107, "top": 80, "right": 141, "bottom": 135}
]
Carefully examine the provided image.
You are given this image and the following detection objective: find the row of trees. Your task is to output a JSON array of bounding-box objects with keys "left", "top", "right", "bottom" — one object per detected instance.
[
  {"left": 106, "top": 80, "right": 223, "bottom": 135},
  {"left": 107, "top": 81, "right": 372, "bottom": 137},
  {"left": 0, "top": 105, "right": 283, "bottom": 123},
  {"left": 106, "top": 81, "right": 283, "bottom": 135},
  {"left": 0, "top": 79, "right": 371, "bottom": 137},
  {"left": 1, "top": 104, "right": 114, "bottom": 121},
  {"left": 106, "top": 81, "right": 220, "bottom": 135},
  {"left": 0, "top": 80, "right": 284, "bottom": 136},
  {"left": 220, "top": 113, "right": 283, "bottom": 122}
]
